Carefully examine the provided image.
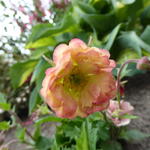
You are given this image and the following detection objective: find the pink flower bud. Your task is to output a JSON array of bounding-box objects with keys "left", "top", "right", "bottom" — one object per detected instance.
[
  {"left": 136, "top": 56, "right": 150, "bottom": 70},
  {"left": 40, "top": 38, "right": 117, "bottom": 118},
  {"left": 106, "top": 100, "right": 134, "bottom": 127}
]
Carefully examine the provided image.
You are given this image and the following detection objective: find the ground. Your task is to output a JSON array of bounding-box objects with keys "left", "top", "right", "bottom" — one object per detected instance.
[{"left": 2, "top": 72, "right": 150, "bottom": 150}]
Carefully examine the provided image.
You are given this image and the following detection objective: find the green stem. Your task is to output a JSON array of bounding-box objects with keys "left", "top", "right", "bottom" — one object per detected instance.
[{"left": 116, "top": 59, "right": 138, "bottom": 105}]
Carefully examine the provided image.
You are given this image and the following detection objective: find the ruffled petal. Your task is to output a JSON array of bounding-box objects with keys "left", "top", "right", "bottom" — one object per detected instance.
[
  {"left": 69, "top": 38, "right": 87, "bottom": 50},
  {"left": 53, "top": 44, "right": 69, "bottom": 64}
]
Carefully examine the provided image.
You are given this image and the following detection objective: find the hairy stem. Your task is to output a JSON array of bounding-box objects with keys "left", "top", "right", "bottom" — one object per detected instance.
[{"left": 117, "top": 59, "right": 138, "bottom": 103}]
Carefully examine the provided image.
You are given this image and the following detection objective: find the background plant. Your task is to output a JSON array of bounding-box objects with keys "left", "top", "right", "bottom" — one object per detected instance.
[{"left": 0, "top": 0, "right": 150, "bottom": 150}]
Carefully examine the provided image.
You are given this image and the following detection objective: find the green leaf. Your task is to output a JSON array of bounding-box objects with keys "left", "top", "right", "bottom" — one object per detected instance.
[
  {"left": 9, "top": 60, "right": 38, "bottom": 88},
  {"left": 120, "top": 129, "right": 150, "bottom": 141},
  {"left": 31, "top": 58, "right": 51, "bottom": 83},
  {"left": 0, "top": 103, "right": 11, "bottom": 111},
  {"left": 73, "top": 2, "right": 117, "bottom": 33},
  {"left": 0, "top": 92, "right": 6, "bottom": 103},
  {"left": 141, "top": 5, "right": 150, "bottom": 26},
  {"left": 27, "top": 14, "right": 78, "bottom": 44},
  {"left": 30, "top": 47, "right": 52, "bottom": 60},
  {"left": 104, "top": 24, "right": 122, "bottom": 50},
  {"left": 0, "top": 92, "right": 11, "bottom": 111},
  {"left": 0, "top": 121, "right": 10, "bottom": 131},
  {"left": 122, "top": 0, "right": 136, "bottom": 5},
  {"left": 117, "top": 49, "right": 140, "bottom": 64},
  {"left": 86, "top": 120, "right": 98, "bottom": 150},
  {"left": 120, "top": 114, "right": 139, "bottom": 119},
  {"left": 101, "top": 141, "right": 122, "bottom": 150},
  {"left": 33, "top": 125, "right": 41, "bottom": 140},
  {"left": 16, "top": 127, "right": 26, "bottom": 142},
  {"left": 141, "top": 25, "right": 150, "bottom": 45},
  {"left": 35, "top": 115, "right": 63, "bottom": 126},
  {"left": 26, "top": 36, "right": 56, "bottom": 49},
  {"left": 29, "top": 87, "right": 41, "bottom": 114},
  {"left": 76, "top": 120, "right": 98, "bottom": 150},
  {"left": 76, "top": 122, "right": 89, "bottom": 150},
  {"left": 118, "top": 31, "right": 150, "bottom": 56},
  {"left": 35, "top": 136, "right": 53, "bottom": 150}
]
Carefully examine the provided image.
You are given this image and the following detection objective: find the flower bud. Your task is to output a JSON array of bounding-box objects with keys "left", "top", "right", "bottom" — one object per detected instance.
[{"left": 136, "top": 56, "right": 150, "bottom": 70}]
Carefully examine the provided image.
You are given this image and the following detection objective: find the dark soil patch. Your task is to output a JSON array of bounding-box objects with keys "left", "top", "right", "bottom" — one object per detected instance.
[{"left": 124, "top": 72, "right": 150, "bottom": 150}]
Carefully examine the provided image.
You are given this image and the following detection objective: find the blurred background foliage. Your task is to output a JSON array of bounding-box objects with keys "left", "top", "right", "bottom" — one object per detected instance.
[{"left": 0, "top": 0, "right": 150, "bottom": 120}]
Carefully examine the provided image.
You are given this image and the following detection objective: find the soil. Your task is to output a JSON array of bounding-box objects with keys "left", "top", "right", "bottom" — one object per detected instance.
[
  {"left": 1, "top": 72, "right": 150, "bottom": 150},
  {"left": 124, "top": 72, "right": 150, "bottom": 150}
]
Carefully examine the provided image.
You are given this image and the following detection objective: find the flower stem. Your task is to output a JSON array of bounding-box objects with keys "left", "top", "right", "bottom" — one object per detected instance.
[
  {"left": 117, "top": 59, "right": 138, "bottom": 104},
  {"left": 88, "top": 36, "right": 93, "bottom": 46},
  {"left": 42, "top": 55, "right": 54, "bottom": 66}
]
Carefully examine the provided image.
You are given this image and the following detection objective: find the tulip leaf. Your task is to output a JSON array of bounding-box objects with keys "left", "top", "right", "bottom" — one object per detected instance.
[
  {"left": 9, "top": 60, "right": 38, "bottom": 88},
  {"left": 29, "top": 87, "right": 41, "bottom": 114},
  {"left": 104, "top": 24, "right": 122, "bottom": 50}
]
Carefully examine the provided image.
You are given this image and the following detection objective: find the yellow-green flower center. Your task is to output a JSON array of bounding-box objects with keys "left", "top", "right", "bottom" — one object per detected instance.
[{"left": 59, "top": 67, "right": 88, "bottom": 99}]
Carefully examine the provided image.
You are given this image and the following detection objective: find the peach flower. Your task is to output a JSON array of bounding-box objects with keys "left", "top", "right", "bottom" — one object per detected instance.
[
  {"left": 106, "top": 100, "right": 134, "bottom": 127},
  {"left": 40, "top": 38, "right": 116, "bottom": 118}
]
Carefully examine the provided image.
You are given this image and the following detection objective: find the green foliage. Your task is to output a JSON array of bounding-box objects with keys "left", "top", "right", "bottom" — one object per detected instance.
[
  {"left": 16, "top": 126, "right": 26, "bottom": 142},
  {"left": 29, "top": 87, "right": 41, "bottom": 114},
  {"left": 120, "top": 129, "right": 150, "bottom": 141},
  {"left": 9, "top": 60, "right": 38, "bottom": 88},
  {"left": 35, "top": 115, "right": 64, "bottom": 126},
  {"left": 0, "top": 92, "right": 11, "bottom": 111},
  {"left": 101, "top": 141, "right": 122, "bottom": 150},
  {"left": 0, "top": 121, "right": 10, "bottom": 131}
]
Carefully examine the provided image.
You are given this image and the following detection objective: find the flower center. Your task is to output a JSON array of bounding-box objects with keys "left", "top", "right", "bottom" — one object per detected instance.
[{"left": 60, "top": 67, "right": 87, "bottom": 99}]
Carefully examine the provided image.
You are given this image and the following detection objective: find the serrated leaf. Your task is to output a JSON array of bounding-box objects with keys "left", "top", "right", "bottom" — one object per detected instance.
[
  {"left": 9, "top": 60, "right": 38, "bottom": 88},
  {"left": 120, "top": 129, "right": 150, "bottom": 141},
  {"left": 0, "top": 121, "right": 10, "bottom": 131},
  {"left": 76, "top": 122, "right": 89, "bottom": 150}
]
